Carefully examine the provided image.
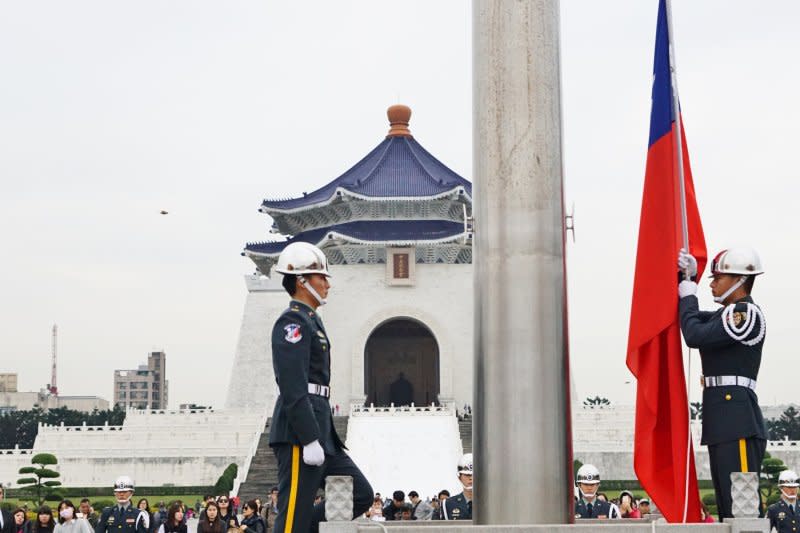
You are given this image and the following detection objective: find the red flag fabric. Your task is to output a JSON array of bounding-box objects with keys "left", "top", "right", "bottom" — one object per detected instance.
[{"left": 626, "top": 0, "right": 707, "bottom": 523}]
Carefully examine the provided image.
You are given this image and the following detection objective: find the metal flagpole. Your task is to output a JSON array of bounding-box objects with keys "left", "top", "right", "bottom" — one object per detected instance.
[{"left": 664, "top": 0, "right": 694, "bottom": 523}]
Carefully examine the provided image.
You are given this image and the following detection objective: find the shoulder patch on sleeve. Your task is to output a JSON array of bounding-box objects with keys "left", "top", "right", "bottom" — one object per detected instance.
[{"left": 284, "top": 323, "right": 303, "bottom": 343}]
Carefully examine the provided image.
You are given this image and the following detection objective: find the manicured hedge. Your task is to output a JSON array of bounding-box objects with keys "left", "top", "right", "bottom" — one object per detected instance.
[{"left": 6, "top": 486, "right": 213, "bottom": 498}]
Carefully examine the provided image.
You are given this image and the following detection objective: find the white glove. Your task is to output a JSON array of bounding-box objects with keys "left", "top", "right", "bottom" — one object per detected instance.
[
  {"left": 678, "top": 280, "right": 697, "bottom": 299},
  {"left": 677, "top": 249, "right": 698, "bottom": 279},
  {"left": 303, "top": 439, "right": 325, "bottom": 466}
]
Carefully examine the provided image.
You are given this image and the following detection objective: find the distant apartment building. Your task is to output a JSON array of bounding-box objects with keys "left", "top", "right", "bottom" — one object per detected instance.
[
  {"left": 113, "top": 351, "right": 168, "bottom": 409},
  {"left": 0, "top": 373, "right": 18, "bottom": 392}
]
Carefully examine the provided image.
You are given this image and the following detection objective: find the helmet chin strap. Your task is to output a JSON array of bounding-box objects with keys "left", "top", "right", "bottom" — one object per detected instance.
[
  {"left": 714, "top": 276, "right": 747, "bottom": 304},
  {"left": 299, "top": 275, "right": 326, "bottom": 306},
  {"left": 781, "top": 488, "right": 798, "bottom": 500}
]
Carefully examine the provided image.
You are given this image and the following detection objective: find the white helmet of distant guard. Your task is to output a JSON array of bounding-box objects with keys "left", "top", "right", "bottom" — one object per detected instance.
[
  {"left": 113, "top": 476, "right": 134, "bottom": 504},
  {"left": 709, "top": 247, "right": 764, "bottom": 277},
  {"left": 458, "top": 453, "right": 473, "bottom": 475},
  {"left": 576, "top": 464, "right": 601, "bottom": 485},
  {"left": 275, "top": 242, "right": 331, "bottom": 277},
  {"left": 779, "top": 470, "right": 800, "bottom": 488},
  {"left": 113, "top": 475, "right": 135, "bottom": 493},
  {"left": 779, "top": 470, "right": 799, "bottom": 500}
]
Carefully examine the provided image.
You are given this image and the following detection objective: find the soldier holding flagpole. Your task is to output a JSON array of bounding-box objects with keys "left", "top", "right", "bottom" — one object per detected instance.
[{"left": 677, "top": 247, "right": 768, "bottom": 520}]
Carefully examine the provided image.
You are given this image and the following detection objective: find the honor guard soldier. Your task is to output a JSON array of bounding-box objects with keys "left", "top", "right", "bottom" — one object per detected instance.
[
  {"left": 95, "top": 476, "right": 147, "bottom": 533},
  {"left": 440, "top": 454, "right": 473, "bottom": 520},
  {"left": 768, "top": 470, "right": 800, "bottom": 533},
  {"left": 678, "top": 248, "right": 768, "bottom": 520},
  {"left": 268, "top": 242, "right": 373, "bottom": 533},
  {"left": 574, "top": 464, "right": 620, "bottom": 520}
]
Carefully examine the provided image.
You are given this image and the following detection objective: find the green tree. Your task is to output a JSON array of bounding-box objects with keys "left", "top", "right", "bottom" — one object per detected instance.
[
  {"left": 213, "top": 463, "right": 239, "bottom": 495},
  {"left": 782, "top": 406, "right": 800, "bottom": 439},
  {"left": 17, "top": 453, "right": 63, "bottom": 506},
  {"left": 0, "top": 407, "right": 127, "bottom": 448},
  {"left": 766, "top": 418, "right": 781, "bottom": 440},
  {"left": 760, "top": 451, "right": 788, "bottom": 502},
  {"left": 768, "top": 406, "right": 800, "bottom": 441},
  {"left": 583, "top": 396, "right": 611, "bottom": 407}
]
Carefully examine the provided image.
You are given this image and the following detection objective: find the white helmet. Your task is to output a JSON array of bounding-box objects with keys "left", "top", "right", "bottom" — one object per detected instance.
[
  {"left": 275, "top": 242, "right": 331, "bottom": 277},
  {"left": 113, "top": 475, "right": 135, "bottom": 492},
  {"left": 576, "top": 464, "right": 601, "bottom": 485},
  {"left": 709, "top": 247, "right": 764, "bottom": 277},
  {"left": 779, "top": 470, "right": 800, "bottom": 488},
  {"left": 457, "top": 453, "right": 473, "bottom": 475}
]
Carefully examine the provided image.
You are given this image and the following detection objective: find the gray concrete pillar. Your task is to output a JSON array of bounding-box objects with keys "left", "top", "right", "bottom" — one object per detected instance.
[{"left": 473, "top": 0, "right": 572, "bottom": 525}]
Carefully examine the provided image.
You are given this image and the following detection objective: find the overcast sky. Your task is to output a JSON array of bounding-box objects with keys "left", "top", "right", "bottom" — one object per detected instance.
[{"left": 1, "top": 1, "right": 798, "bottom": 410}]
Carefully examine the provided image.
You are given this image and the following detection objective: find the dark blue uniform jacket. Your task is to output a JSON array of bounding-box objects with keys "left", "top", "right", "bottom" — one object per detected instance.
[
  {"left": 268, "top": 300, "right": 344, "bottom": 454},
  {"left": 575, "top": 499, "right": 616, "bottom": 519},
  {"left": 679, "top": 295, "right": 767, "bottom": 445},
  {"left": 768, "top": 499, "right": 800, "bottom": 533},
  {"left": 95, "top": 505, "right": 147, "bottom": 533},
  {"left": 441, "top": 493, "right": 471, "bottom": 520}
]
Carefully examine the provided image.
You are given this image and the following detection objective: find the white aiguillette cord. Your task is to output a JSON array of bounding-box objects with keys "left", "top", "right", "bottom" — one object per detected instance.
[{"left": 722, "top": 303, "right": 765, "bottom": 346}]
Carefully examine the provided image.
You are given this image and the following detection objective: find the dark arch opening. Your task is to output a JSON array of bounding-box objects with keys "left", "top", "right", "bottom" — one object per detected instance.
[{"left": 364, "top": 318, "right": 440, "bottom": 407}]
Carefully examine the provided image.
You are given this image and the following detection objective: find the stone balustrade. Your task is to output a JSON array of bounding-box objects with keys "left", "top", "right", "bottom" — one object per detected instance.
[
  {"left": 0, "top": 447, "right": 33, "bottom": 456},
  {"left": 350, "top": 401, "right": 456, "bottom": 417}
]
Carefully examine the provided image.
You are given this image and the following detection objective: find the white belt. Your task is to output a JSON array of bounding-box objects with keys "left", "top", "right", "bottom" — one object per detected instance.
[
  {"left": 308, "top": 383, "right": 330, "bottom": 398},
  {"left": 703, "top": 375, "right": 756, "bottom": 391}
]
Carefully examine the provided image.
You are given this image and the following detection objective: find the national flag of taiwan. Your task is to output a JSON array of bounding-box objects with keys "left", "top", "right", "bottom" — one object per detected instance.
[{"left": 626, "top": 0, "right": 707, "bottom": 523}]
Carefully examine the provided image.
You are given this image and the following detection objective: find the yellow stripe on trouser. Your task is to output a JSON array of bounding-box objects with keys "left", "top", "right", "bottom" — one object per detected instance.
[
  {"left": 739, "top": 438, "right": 749, "bottom": 472},
  {"left": 285, "top": 445, "right": 301, "bottom": 533}
]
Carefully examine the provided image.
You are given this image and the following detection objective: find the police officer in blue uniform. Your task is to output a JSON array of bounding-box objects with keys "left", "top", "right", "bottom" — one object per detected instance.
[
  {"left": 268, "top": 242, "right": 373, "bottom": 533},
  {"left": 768, "top": 470, "right": 800, "bottom": 533},
  {"left": 95, "top": 477, "right": 147, "bottom": 533},
  {"left": 440, "top": 454, "right": 473, "bottom": 520},
  {"left": 574, "top": 464, "right": 620, "bottom": 520},
  {"left": 678, "top": 247, "right": 768, "bottom": 520}
]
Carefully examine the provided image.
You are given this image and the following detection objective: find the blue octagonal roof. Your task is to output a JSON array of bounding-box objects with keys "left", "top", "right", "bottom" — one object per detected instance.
[{"left": 261, "top": 135, "right": 472, "bottom": 212}]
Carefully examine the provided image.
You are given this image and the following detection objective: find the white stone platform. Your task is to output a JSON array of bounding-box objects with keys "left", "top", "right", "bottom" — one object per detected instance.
[
  {"left": 345, "top": 402, "right": 464, "bottom": 498},
  {"left": 0, "top": 407, "right": 265, "bottom": 488}
]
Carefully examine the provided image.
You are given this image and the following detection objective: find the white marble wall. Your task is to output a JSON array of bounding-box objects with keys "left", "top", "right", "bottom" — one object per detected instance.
[
  {"left": 225, "top": 275, "right": 285, "bottom": 412},
  {"left": 0, "top": 408, "right": 264, "bottom": 488},
  {"left": 573, "top": 405, "right": 800, "bottom": 480}
]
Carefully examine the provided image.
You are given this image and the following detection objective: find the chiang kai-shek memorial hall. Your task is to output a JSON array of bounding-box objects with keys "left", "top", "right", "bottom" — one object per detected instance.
[{"left": 227, "top": 105, "right": 474, "bottom": 418}]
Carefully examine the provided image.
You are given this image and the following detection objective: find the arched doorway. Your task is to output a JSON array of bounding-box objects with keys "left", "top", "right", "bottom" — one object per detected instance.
[{"left": 364, "top": 318, "right": 440, "bottom": 406}]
